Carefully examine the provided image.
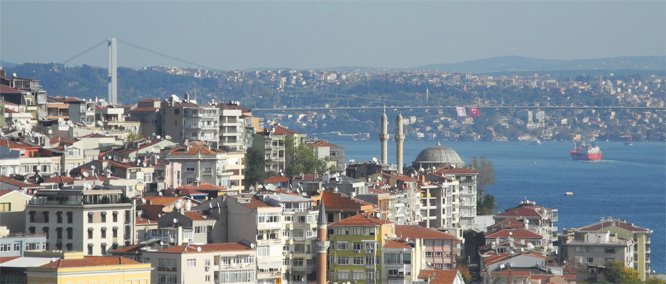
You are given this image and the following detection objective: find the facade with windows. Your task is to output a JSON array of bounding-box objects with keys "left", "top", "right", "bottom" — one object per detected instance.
[
  {"left": 165, "top": 143, "right": 234, "bottom": 188},
  {"left": 143, "top": 243, "right": 256, "bottom": 284},
  {"left": 24, "top": 189, "right": 134, "bottom": 255},
  {"left": 261, "top": 193, "right": 319, "bottom": 283},
  {"left": 328, "top": 213, "right": 395, "bottom": 284},
  {"left": 161, "top": 96, "right": 220, "bottom": 147},
  {"left": 220, "top": 195, "right": 284, "bottom": 284},
  {"left": 0, "top": 234, "right": 47, "bottom": 257},
  {"left": 561, "top": 231, "right": 634, "bottom": 269}
]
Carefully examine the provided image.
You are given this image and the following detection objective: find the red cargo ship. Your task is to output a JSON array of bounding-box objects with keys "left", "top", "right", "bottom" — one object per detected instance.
[{"left": 570, "top": 142, "right": 602, "bottom": 160}]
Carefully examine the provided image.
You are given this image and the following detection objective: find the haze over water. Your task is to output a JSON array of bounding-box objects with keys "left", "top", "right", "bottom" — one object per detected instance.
[{"left": 332, "top": 140, "right": 666, "bottom": 273}]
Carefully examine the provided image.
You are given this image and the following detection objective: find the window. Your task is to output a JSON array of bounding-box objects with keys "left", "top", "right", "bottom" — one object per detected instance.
[
  {"left": 195, "top": 226, "right": 206, "bottom": 234},
  {"left": 187, "top": 259, "right": 196, "bottom": 267},
  {"left": 0, "top": 244, "right": 10, "bottom": 251},
  {"left": 101, "top": 228, "right": 107, "bottom": 238},
  {"left": 586, "top": 247, "right": 594, "bottom": 253},
  {"left": 587, "top": 257, "right": 594, "bottom": 264},
  {"left": 338, "top": 242, "right": 348, "bottom": 250},
  {"left": 56, "top": 212, "right": 62, "bottom": 223},
  {"left": 186, "top": 163, "right": 196, "bottom": 172},
  {"left": 605, "top": 247, "right": 616, "bottom": 254},
  {"left": 205, "top": 275, "right": 211, "bottom": 282},
  {"left": 14, "top": 243, "right": 20, "bottom": 251},
  {"left": 403, "top": 253, "right": 411, "bottom": 264},
  {"left": 366, "top": 271, "right": 376, "bottom": 279},
  {"left": 67, "top": 212, "right": 73, "bottom": 223},
  {"left": 337, "top": 257, "right": 349, "bottom": 265},
  {"left": 353, "top": 242, "right": 363, "bottom": 250},
  {"left": 365, "top": 255, "right": 376, "bottom": 265},
  {"left": 88, "top": 229, "right": 93, "bottom": 239},
  {"left": 101, "top": 213, "right": 106, "bottom": 223},
  {"left": 337, "top": 271, "right": 349, "bottom": 280},
  {"left": 88, "top": 245, "right": 93, "bottom": 255},
  {"left": 353, "top": 271, "right": 364, "bottom": 280},
  {"left": 88, "top": 213, "right": 93, "bottom": 223},
  {"left": 112, "top": 212, "right": 118, "bottom": 222},
  {"left": 425, "top": 251, "right": 433, "bottom": 258},
  {"left": 101, "top": 243, "right": 107, "bottom": 253},
  {"left": 67, "top": 228, "right": 73, "bottom": 239},
  {"left": 385, "top": 253, "right": 400, "bottom": 264},
  {"left": 353, "top": 257, "right": 364, "bottom": 265},
  {"left": 174, "top": 109, "right": 180, "bottom": 115},
  {"left": 605, "top": 258, "right": 614, "bottom": 264},
  {"left": 29, "top": 211, "right": 35, "bottom": 222},
  {"left": 42, "top": 212, "right": 49, "bottom": 223},
  {"left": 293, "top": 258, "right": 303, "bottom": 266},
  {"left": 435, "top": 251, "right": 442, "bottom": 257},
  {"left": 258, "top": 246, "right": 269, "bottom": 257},
  {"left": 575, "top": 247, "right": 582, "bottom": 252}
]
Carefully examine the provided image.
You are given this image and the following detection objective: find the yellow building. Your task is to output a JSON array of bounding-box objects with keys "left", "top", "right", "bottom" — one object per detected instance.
[
  {"left": 328, "top": 213, "right": 395, "bottom": 284},
  {"left": 25, "top": 251, "right": 152, "bottom": 284}
]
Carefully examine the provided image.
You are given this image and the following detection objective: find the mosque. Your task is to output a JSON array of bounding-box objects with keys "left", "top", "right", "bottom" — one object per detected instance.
[{"left": 379, "top": 109, "right": 465, "bottom": 175}]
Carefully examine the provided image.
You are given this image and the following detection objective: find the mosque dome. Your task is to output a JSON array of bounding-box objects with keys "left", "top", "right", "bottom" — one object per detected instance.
[{"left": 412, "top": 144, "right": 465, "bottom": 169}]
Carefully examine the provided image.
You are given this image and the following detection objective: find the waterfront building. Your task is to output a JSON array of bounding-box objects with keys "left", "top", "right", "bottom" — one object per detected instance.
[
  {"left": 253, "top": 125, "right": 306, "bottom": 173},
  {"left": 560, "top": 230, "right": 634, "bottom": 270}
]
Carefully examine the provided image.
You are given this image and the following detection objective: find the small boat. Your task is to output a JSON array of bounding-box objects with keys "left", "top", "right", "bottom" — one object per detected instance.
[
  {"left": 565, "top": 192, "right": 574, "bottom": 196},
  {"left": 570, "top": 142, "right": 602, "bottom": 160}
]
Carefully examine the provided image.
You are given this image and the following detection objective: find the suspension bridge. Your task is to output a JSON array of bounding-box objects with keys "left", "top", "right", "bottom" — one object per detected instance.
[{"left": 60, "top": 38, "right": 666, "bottom": 112}]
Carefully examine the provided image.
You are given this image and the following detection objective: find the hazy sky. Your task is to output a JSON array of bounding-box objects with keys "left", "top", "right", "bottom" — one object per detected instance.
[{"left": 1, "top": 1, "right": 664, "bottom": 70}]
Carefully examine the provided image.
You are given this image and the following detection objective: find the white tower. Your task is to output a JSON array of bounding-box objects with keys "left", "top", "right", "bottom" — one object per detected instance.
[
  {"left": 108, "top": 38, "right": 118, "bottom": 105},
  {"left": 395, "top": 112, "right": 405, "bottom": 174},
  {"left": 379, "top": 108, "right": 389, "bottom": 164}
]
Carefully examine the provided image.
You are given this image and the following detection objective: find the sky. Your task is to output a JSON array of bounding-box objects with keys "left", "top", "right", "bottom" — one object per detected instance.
[{"left": 1, "top": 1, "right": 664, "bottom": 70}]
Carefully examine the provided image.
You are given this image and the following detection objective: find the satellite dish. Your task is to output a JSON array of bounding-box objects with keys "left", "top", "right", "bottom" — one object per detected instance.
[
  {"left": 197, "top": 247, "right": 202, "bottom": 253},
  {"left": 405, "top": 237, "right": 410, "bottom": 243},
  {"left": 82, "top": 172, "right": 90, "bottom": 177},
  {"left": 372, "top": 157, "right": 378, "bottom": 163},
  {"left": 97, "top": 121, "right": 103, "bottom": 127},
  {"left": 173, "top": 218, "right": 178, "bottom": 224},
  {"left": 141, "top": 198, "right": 146, "bottom": 204},
  {"left": 209, "top": 203, "right": 213, "bottom": 208},
  {"left": 48, "top": 129, "right": 53, "bottom": 135},
  {"left": 91, "top": 165, "right": 96, "bottom": 171},
  {"left": 250, "top": 243, "right": 256, "bottom": 249},
  {"left": 68, "top": 121, "right": 74, "bottom": 127}
]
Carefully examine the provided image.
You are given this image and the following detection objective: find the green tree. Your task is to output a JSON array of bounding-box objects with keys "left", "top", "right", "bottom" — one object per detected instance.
[
  {"left": 603, "top": 260, "right": 641, "bottom": 284},
  {"left": 285, "top": 136, "right": 332, "bottom": 176},
  {"left": 244, "top": 147, "right": 268, "bottom": 190},
  {"left": 469, "top": 156, "right": 495, "bottom": 198},
  {"left": 645, "top": 277, "right": 666, "bottom": 284},
  {"left": 126, "top": 131, "right": 143, "bottom": 142},
  {"left": 477, "top": 194, "right": 497, "bottom": 215}
]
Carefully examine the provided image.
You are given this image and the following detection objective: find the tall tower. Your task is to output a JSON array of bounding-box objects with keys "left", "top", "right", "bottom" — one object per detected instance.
[
  {"left": 395, "top": 112, "right": 404, "bottom": 174},
  {"left": 379, "top": 108, "right": 389, "bottom": 164},
  {"left": 315, "top": 199, "right": 330, "bottom": 284},
  {"left": 108, "top": 38, "right": 118, "bottom": 105}
]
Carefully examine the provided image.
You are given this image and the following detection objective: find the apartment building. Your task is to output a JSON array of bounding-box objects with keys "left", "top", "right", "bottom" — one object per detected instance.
[
  {"left": 161, "top": 94, "right": 219, "bottom": 147},
  {"left": 307, "top": 140, "right": 346, "bottom": 173},
  {"left": 128, "top": 98, "right": 162, "bottom": 139},
  {"left": 24, "top": 189, "right": 135, "bottom": 255},
  {"left": 23, "top": 251, "right": 151, "bottom": 284},
  {"left": 165, "top": 142, "right": 232, "bottom": 187},
  {"left": 494, "top": 199, "right": 558, "bottom": 242},
  {"left": 328, "top": 213, "right": 395, "bottom": 284},
  {"left": 395, "top": 225, "right": 460, "bottom": 271},
  {"left": 253, "top": 125, "right": 306, "bottom": 173},
  {"left": 220, "top": 195, "right": 284, "bottom": 284},
  {"left": 560, "top": 231, "right": 634, "bottom": 269},
  {"left": 0, "top": 189, "right": 33, "bottom": 233},
  {"left": 574, "top": 217, "right": 652, "bottom": 281},
  {"left": 261, "top": 193, "right": 319, "bottom": 283},
  {"left": 218, "top": 102, "right": 247, "bottom": 151},
  {"left": 143, "top": 243, "right": 256, "bottom": 284}
]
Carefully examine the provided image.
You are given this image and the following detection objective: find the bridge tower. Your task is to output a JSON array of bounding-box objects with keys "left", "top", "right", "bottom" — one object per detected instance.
[{"left": 108, "top": 38, "right": 118, "bottom": 105}]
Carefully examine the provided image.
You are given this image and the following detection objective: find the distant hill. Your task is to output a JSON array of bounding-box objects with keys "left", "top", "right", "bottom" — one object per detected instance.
[
  {"left": 413, "top": 56, "right": 665, "bottom": 73},
  {"left": 0, "top": 60, "right": 18, "bottom": 68}
]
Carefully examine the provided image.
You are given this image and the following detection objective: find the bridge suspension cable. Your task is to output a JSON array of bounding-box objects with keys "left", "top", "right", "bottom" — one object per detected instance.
[
  {"left": 116, "top": 39, "right": 218, "bottom": 71},
  {"left": 61, "top": 39, "right": 108, "bottom": 65}
]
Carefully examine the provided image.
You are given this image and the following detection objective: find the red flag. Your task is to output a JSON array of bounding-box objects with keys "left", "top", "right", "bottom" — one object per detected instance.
[{"left": 469, "top": 107, "right": 480, "bottom": 117}]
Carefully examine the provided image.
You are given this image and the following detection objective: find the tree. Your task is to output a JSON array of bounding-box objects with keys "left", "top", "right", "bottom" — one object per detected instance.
[
  {"left": 645, "top": 277, "right": 666, "bottom": 284},
  {"left": 603, "top": 260, "right": 641, "bottom": 284},
  {"left": 285, "top": 136, "right": 332, "bottom": 176},
  {"left": 469, "top": 156, "right": 497, "bottom": 215},
  {"left": 469, "top": 156, "right": 495, "bottom": 199},
  {"left": 477, "top": 194, "right": 497, "bottom": 215},
  {"left": 244, "top": 147, "right": 268, "bottom": 190},
  {"left": 126, "top": 131, "right": 143, "bottom": 142}
]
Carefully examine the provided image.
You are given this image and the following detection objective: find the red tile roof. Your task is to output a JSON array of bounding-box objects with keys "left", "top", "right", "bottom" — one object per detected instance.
[
  {"left": 319, "top": 191, "right": 376, "bottom": 212},
  {"left": 263, "top": 176, "right": 290, "bottom": 183},
  {"left": 177, "top": 181, "right": 227, "bottom": 191},
  {"left": 0, "top": 256, "right": 19, "bottom": 264},
  {"left": 383, "top": 240, "right": 412, "bottom": 249},
  {"left": 258, "top": 125, "right": 303, "bottom": 135},
  {"left": 142, "top": 196, "right": 183, "bottom": 206},
  {"left": 417, "top": 270, "right": 459, "bottom": 284},
  {"left": 485, "top": 229, "right": 543, "bottom": 239},
  {"left": 329, "top": 213, "right": 392, "bottom": 227},
  {"left": 40, "top": 256, "right": 141, "bottom": 268},
  {"left": 395, "top": 225, "right": 459, "bottom": 240},
  {"left": 577, "top": 218, "right": 651, "bottom": 233},
  {"left": 43, "top": 176, "right": 76, "bottom": 184},
  {"left": 157, "top": 243, "right": 253, "bottom": 253},
  {"left": 136, "top": 216, "right": 158, "bottom": 225},
  {"left": 183, "top": 211, "right": 215, "bottom": 221},
  {"left": 307, "top": 141, "right": 340, "bottom": 148},
  {"left": 235, "top": 197, "right": 272, "bottom": 209},
  {"left": 497, "top": 206, "right": 543, "bottom": 218},
  {"left": 167, "top": 145, "right": 218, "bottom": 155},
  {"left": 382, "top": 171, "right": 417, "bottom": 182},
  {"left": 130, "top": 107, "right": 158, "bottom": 112},
  {"left": 0, "top": 175, "right": 43, "bottom": 189},
  {"left": 489, "top": 217, "right": 526, "bottom": 230},
  {"left": 0, "top": 85, "right": 26, "bottom": 94}
]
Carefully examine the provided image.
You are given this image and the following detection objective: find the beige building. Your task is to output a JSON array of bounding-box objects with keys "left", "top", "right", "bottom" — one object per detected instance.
[
  {"left": 161, "top": 94, "right": 220, "bottom": 147},
  {"left": 143, "top": 243, "right": 256, "bottom": 284},
  {"left": 166, "top": 142, "right": 235, "bottom": 187},
  {"left": 25, "top": 189, "right": 135, "bottom": 255},
  {"left": 0, "top": 189, "right": 32, "bottom": 233}
]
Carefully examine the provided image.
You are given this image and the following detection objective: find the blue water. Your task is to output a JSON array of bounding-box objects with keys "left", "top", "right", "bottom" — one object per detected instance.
[{"left": 331, "top": 140, "right": 666, "bottom": 273}]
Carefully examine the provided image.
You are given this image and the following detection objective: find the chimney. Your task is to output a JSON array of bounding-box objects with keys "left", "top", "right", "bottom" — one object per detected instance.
[{"left": 184, "top": 93, "right": 190, "bottom": 102}]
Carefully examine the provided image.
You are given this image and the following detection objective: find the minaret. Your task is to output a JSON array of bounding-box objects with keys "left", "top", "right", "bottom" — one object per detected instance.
[
  {"left": 316, "top": 199, "right": 330, "bottom": 284},
  {"left": 379, "top": 108, "right": 389, "bottom": 164},
  {"left": 395, "top": 112, "right": 405, "bottom": 174}
]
